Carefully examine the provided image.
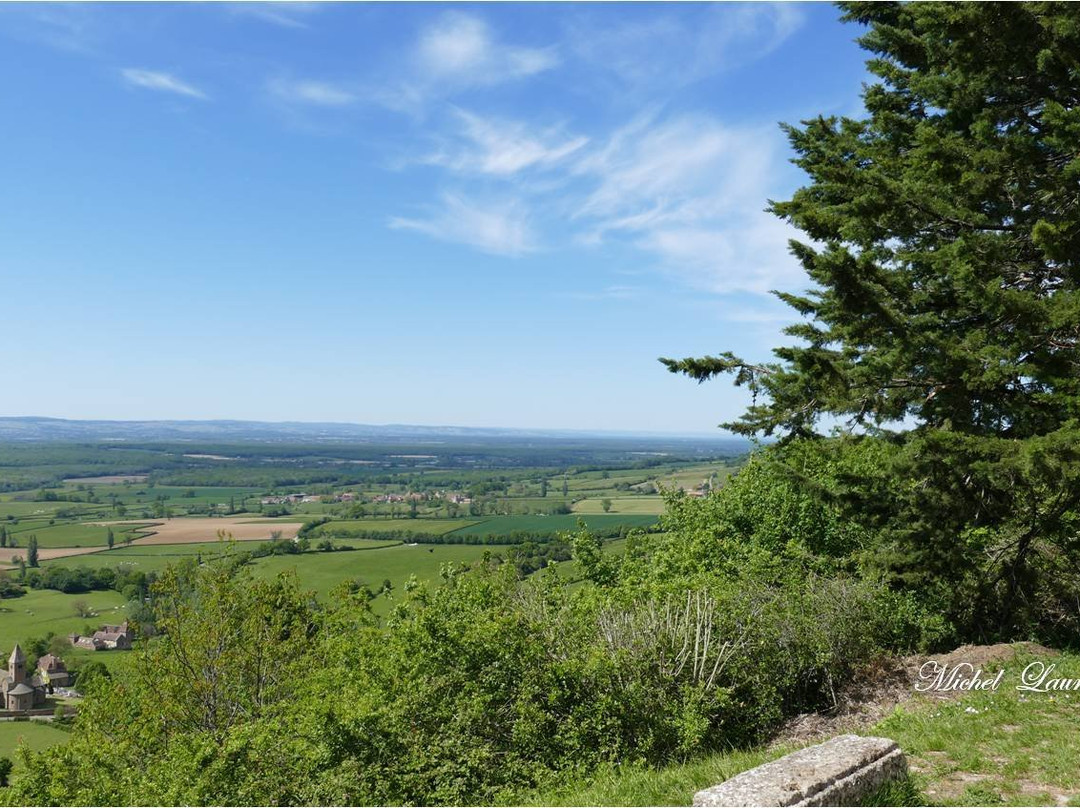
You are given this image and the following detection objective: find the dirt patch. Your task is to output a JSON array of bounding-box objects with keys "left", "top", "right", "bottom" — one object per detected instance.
[
  {"left": 1015, "top": 780, "right": 1074, "bottom": 806},
  {"left": 924, "top": 770, "right": 994, "bottom": 803},
  {"left": 99, "top": 517, "right": 303, "bottom": 544},
  {"left": 0, "top": 546, "right": 107, "bottom": 567},
  {"left": 772, "top": 642, "right": 1056, "bottom": 747}
]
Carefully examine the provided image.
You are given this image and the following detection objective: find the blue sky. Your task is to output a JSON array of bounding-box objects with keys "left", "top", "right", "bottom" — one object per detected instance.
[{"left": 0, "top": 2, "right": 869, "bottom": 434}]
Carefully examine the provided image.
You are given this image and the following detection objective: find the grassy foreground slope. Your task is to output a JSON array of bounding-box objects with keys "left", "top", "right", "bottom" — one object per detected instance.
[{"left": 522, "top": 649, "right": 1080, "bottom": 807}]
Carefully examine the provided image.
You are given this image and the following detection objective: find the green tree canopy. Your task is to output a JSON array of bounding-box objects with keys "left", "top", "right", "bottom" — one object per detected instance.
[{"left": 662, "top": 2, "right": 1080, "bottom": 642}]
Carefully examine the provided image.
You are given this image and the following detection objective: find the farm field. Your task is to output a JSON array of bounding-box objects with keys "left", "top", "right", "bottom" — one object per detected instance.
[
  {"left": 572, "top": 496, "right": 665, "bottom": 515},
  {"left": 0, "top": 546, "right": 110, "bottom": 568},
  {"left": 36, "top": 538, "right": 402, "bottom": 573},
  {"left": 655, "top": 464, "right": 735, "bottom": 492},
  {"left": 5, "top": 521, "right": 152, "bottom": 549},
  {"left": 313, "top": 518, "right": 478, "bottom": 536},
  {"left": 248, "top": 542, "right": 497, "bottom": 602},
  {"left": 0, "top": 500, "right": 71, "bottom": 518},
  {"left": 102, "top": 517, "right": 303, "bottom": 544},
  {"left": 0, "top": 721, "right": 71, "bottom": 766},
  {"left": 107, "top": 485, "right": 262, "bottom": 506},
  {"left": 448, "top": 514, "right": 658, "bottom": 536},
  {"left": 305, "top": 514, "right": 660, "bottom": 539},
  {"left": 0, "top": 588, "right": 128, "bottom": 651},
  {"left": 0, "top": 440, "right": 742, "bottom": 706}
]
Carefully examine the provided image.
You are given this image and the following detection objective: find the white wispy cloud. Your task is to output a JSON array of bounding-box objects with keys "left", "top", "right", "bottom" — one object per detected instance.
[
  {"left": 121, "top": 69, "right": 207, "bottom": 100},
  {"left": 376, "top": 12, "right": 559, "bottom": 116},
  {"left": 416, "top": 12, "right": 558, "bottom": 86},
  {"left": 391, "top": 112, "right": 801, "bottom": 292},
  {"left": 568, "top": 3, "right": 803, "bottom": 91},
  {"left": 569, "top": 115, "right": 802, "bottom": 295},
  {"left": 268, "top": 78, "right": 356, "bottom": 107},
  {"left": 388, "top": 193, "right": 535, "bottom": 257},
  {"left": 386, "top": 9, "right": 806, "bottom": 296},
  {"left": 421, "top": 109, "right": 587, "bottom": 176},
  {"left": 636, "top": 216, "right": 802, "bottom": 296},
  {"left": 225, "top": 2, "right": 320, "bottom": 29},
  {"left": 575, "top": 114, "right": 766, "bottom": 221}
]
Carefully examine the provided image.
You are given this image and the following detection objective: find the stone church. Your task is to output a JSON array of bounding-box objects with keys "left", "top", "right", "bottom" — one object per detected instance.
[{"left": 0, "top": 645, "right": 47, "bottom": 712}]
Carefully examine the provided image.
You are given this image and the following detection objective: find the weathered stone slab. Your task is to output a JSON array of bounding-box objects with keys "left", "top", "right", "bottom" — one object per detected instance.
[{"left": 692, "top": 734, "right": 907, "bottom": 807}]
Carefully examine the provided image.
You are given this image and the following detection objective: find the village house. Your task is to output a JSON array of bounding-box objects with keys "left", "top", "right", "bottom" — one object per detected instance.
[
  {"left": 69, "top": 621, "right": 135, "bottom": 651},
  {"left": 0, "top": 645, "right": 47, "bottom": 711},
  {"left": 261, "top": 493, "right": 324, "bottom": 505},
  {"left": 373, "top": 493, "right": 405, "bottom": 503},
  {"left": 69, "top": 633, "right": 104, "bottom": 651},
  {"left": 36, "top": 653, "right": 71, "bottom": 689}
]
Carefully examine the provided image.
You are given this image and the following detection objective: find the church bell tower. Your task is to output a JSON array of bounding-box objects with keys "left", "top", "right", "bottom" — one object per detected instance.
[{"left": 8, "top": 644, "right": 25, "bottom": 684}]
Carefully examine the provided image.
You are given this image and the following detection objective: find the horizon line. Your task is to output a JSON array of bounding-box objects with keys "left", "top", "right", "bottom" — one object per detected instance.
[{"left": 0, "top": 414, "right": 745, "bottom": 442}]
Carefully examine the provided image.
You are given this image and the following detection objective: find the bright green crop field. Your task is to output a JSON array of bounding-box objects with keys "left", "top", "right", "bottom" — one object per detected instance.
[
  {"left": 0, "top": 721, "right": 71, "bottom": 766},
  {"left": 39, "top": 541, "right": 232, "bottom": 570},
  {"left": 572, "top": 496, "right": 666, "bottom": 515},
  {"left": 313, "top": 518, "right": 478, "bottom": 536},
  {"left": 0, "top": 500, "right": 73, "bottom": 518},
  {"left": 249, "top": 542, "right": 496, "bottom": 601},
  {"left": 0, "top": 588, "right": 128, "bottom": 652},
  {"left": 4, "top": 521, "right": 152, "bottom": 549},
  {"left": 37, "top": 538, "right": 402, "bottom": 574},
  {"left": 449, "top": 514, "right": 658, "bottom": 536}
]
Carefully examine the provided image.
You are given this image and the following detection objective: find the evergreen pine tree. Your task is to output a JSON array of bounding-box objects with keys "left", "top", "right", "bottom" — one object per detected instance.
[{"left": 663, "top": 2, "right": 1080, "bottom": 641}]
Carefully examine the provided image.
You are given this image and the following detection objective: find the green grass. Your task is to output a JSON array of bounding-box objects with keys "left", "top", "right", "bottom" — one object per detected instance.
[
  {"left": 4, "top": 521, "right": 151, "bottom": 549},
  {"left": 572, "top": 496, "right": 666, "bottom": 515},
  {"left": 41, "top": 541, "right": 235, "bottom": 567},
  {"left": 59, "top": 643, "right": 135, "bottom": 674},
  {"left": 0, "top": 721, "right": 71, "bottom": 766},
  {"left": 314, "top": 518, "right": 477, "bottom": 536},
  {"left": 515, "top": 746, "right": 789, "bottom": 806},
  {"left": 524, "top": 649, "right": 1080, "bottom": 807},
  {"left": 656, "top": 464, "right": 736, "bottom": 492},
  {"left": 0, "top": 588, "right": 128, "bottom": 651},
  {"left": 63, "top": 485, "right": 263, "bottom": 508},
  {"left": 36, "top": 538, "right": 400, "bottom": 573},
  {"left": 449, "top": 514, "right": 657, "bottom": 536},
  {"left": 874, "top": 651, "right": 1080, "bottom": 806},
  {"left": 0, "top": 501, "right": 73, "bottom": 518},
  {"left": 308, "top": 515, "right": 659, "bottom": 539},
  {"left": 248, "top": 543, "right": 496, "bottom": 605}
]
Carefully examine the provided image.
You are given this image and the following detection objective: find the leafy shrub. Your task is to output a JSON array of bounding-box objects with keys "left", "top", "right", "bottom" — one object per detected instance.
[{"left": 5, "top": 543, "right": 938, "bottom": 806}]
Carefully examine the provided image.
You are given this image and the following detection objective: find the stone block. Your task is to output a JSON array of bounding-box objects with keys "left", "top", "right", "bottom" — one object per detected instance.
[{"left": 692, "top": 734, "right": 907, "bottom": 807}]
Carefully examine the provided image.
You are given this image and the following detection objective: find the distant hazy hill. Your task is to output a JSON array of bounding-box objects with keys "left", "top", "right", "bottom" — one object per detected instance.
[{"left": 0, "top": 416, "right": 747, "bottom": 450}]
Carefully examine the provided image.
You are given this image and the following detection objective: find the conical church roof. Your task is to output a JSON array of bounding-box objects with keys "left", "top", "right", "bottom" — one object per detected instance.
[{"left": 9, "top": 644, "right": 24, "bottom": 663}]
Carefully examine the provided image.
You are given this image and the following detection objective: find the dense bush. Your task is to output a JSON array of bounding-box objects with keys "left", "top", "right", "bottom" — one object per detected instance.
[
  {"left": 0, "top": 576, "right": 25, "bottom": 599},
  {"left": 4, "top": 473, "right": 941, "bottom": 806},
  {"left": 19, "top": 563, "right": 155, "bottom": 600}
]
